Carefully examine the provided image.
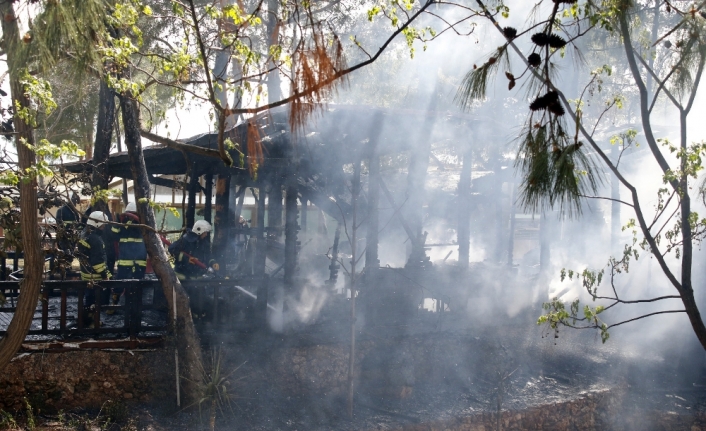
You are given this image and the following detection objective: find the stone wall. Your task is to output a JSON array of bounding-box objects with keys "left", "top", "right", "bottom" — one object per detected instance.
[{"left": 0, "top": 349, "right": 175, "bottom": 412}]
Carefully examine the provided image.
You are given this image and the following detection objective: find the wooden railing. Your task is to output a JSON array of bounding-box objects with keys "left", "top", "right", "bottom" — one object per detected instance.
[{"left": 0, "top": 276, "right": 268, "bottom": 341}]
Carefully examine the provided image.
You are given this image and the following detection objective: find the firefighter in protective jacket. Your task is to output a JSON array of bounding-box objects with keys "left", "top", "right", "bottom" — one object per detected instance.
[
  {"left": 108, "top": 202, "right": 148, "bottom": 310},
  {"left": 112, "top": 202, "right": 147, "bottom": 280},
  {"left": 168, "top": 220, "right": 219, "bottom": 280},
  {"left": 78, "top": 211, "right": 111, "bottom": 282},
  {"left": 77, "top": 211, "right": 111, "bottom": 326}
]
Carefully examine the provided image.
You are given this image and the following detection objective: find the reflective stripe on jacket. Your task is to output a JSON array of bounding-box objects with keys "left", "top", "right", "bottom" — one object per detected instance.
[{"left": 77, "top": 227, "right": 110, "bottom": 279}]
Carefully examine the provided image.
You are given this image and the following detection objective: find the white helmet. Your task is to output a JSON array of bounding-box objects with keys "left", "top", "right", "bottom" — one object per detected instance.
[
  {"left": 125, "top": 202, "right": 137, "bottom": 213},
  {"left": 192, "top": 220, "right": 212, "bottom": 235},
  {"left": 87, "top": 211, "right": 109, "bottom": 228}
]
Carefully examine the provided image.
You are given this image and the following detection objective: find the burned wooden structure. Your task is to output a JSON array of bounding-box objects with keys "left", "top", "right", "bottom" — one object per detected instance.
[{"left": 59, "top": 105, "right": 516, "bottom": 329}]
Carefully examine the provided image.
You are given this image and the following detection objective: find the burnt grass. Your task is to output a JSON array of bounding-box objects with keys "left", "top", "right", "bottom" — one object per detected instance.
[
  {"left": 147, "top": 302, "right": 706, "bottom": 430},
  {"left": 12, "top": 298, "right": 706, "bottom": 430}
]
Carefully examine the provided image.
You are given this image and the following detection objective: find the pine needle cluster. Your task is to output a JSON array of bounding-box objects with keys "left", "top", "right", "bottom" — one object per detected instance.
[
  {"left": 19, "top": 0, "right": 110, "bottom": 75},
  {"left": 289, "top": 28, "right": 347, "bottom": 133},
  {"left": 516, "top": 120, "right": 598, "bottom": 215},
  {"left": 455, "top": 46, "right": 509, "bottom": 107}
]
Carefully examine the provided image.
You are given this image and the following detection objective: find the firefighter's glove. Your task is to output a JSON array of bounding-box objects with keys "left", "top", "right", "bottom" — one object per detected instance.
[
  {"left": 212, "top": 263, "right": 220, "bottom": 271},
  {"left": 188, "top": 256, "right": 198, "bottom": 265}
]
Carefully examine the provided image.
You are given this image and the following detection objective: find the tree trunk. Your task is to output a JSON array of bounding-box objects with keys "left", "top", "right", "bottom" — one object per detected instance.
[
  {"left": 0, "top": 3, "right": 46, "bottom": 370},
  {"left": 365, "top": 152, "right": 380, "bottom": 270},
  {"left": 347, "top": 159, "right": 361, "bottom": 418},
  {"left": 118, "top": 93, "right": 204, "bottom": 401},
  {"left": 91, "top": 80, "right": 116, "bottom": 212},
  {"left": 267, "top": 0, "right": 281, "bottom": 103}
]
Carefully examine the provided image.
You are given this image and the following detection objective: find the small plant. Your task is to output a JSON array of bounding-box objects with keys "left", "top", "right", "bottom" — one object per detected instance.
[
  {"left": 184, "top": 348, "right": 246, "bottom": 431},
  {"left": 23, "top": 399, "right": 35, "bottom": 431},
  {"left": 0, "top": 410, "right": 18, "bottom": 429},
  {"left": 102, "top": 399, "right": 128, "bottom": 424}
]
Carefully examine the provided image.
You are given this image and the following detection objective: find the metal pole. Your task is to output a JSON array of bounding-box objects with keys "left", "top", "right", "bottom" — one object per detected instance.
[{"left": 173, "top": 282, "right": 180, "bottom": 407}]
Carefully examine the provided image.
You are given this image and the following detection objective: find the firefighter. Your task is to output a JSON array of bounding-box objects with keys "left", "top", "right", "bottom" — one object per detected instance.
[
  {"left": 77, "top": 211, "right": 111, "bottom": 327},
  {"left": 109, "top": 202, "right": 147, "bottom": 308},
  {"left": 168, "top": 220, "right": 219, "bottom": 280},
  {"left": 81, "top": 206, "right": 116, "bottom": 277}
]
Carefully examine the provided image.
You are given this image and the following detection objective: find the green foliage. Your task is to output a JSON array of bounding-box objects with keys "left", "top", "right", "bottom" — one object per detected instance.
[
  {"left": 537, "top": 297, "right": 609, "bottom": 343},
  {"left": 0, "top": 409, "right": 17, "bottom": 429},
  {"left": 19, "top": 0, "right": 111, "bottom": 75},
  {"left": 515, "top": 122, "right": 599, "bottom": 215},
  {"left": 24, "top": 398, "right": 36, "bottom": 430},
  {"left": 90, "top": 187, "right": 122, "bottom": 206},
  {"left": 137, "top": 197, "right": 181, "bottom": 218},
  {"left": 183, "top": 348, "right": 245, "bottom": 429},
  {"left": 23, "top": 139, "right": 85, "bottom": 181},
  {"left": 456, "top": 46, "right": 509, "bottom": 107},
  {"left": 365, "top": 1, "right": 435, "bottom": 58},
  {"left": 15, "top": 71, "right": 57, "bottom": 128}
]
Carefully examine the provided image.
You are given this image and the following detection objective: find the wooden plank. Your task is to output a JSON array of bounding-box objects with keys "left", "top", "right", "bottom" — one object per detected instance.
[
  {"left": 41, "top": 288, "right": 49, "bottom": 331},
  {"left": 213, "top": 284, "right": 219, "bottom": 323},
  {"left": 60, "top": 289, "right": 67, "bottom": 330},
  {"left": 77, "top": 288, "right": 84, "bottom": 330},
  {"left": 93, "top": 286, "right": 101, "bottom": 328}
]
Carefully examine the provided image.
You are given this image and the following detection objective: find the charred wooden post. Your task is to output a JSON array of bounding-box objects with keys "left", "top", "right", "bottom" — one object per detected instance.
[
  {"left": 254, "top": 184, "right": 268, "bottom": 327},
  {"left": 213, "top": 173, "right": 231, "bottom": 262},
  {"left": 268, "top": 180, "right": 283, "bottom": 238},
  {"left": 493, "top": 157, "right": 504, "bottom": 263},
  {"left": 404, "top": 92, "right": 438, "bottom": 267},
  {"left": 300, "top": 198, "right": 308, "bottom": 236},
  {"left": 327, "top": 222, "right": 341, "bottom": 287},
  {"left": 284, "top": 180, "right": 299, "bottom": 291},
  {"left": 185, "top": 164, "right": 199, "bottom": 229},
  {"left": 365, "top": 152, "right": 380, "bottom": 269},
  {"left": 457, "top": 144, "right": 472, "bottom": 268},
  {"left": 234, "top": 184, "right": 246, "bottom": 219},
  {"left": 203, "top": 174, "right": 213, "bottom": 223},
  {"left": 507, "top": 183, "right": 517, "bottom": 267}
]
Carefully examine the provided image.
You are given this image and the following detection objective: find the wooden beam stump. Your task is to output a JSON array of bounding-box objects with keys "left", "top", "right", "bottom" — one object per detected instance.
[
  {"left": 204, "top": 173, "right": 214, "bottom": 223},
  {"left": 185, "top": 163, "right": 199, "bottom": 229}
]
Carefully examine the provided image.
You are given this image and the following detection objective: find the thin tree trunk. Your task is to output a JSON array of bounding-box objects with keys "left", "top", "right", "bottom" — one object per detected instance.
[
  {"left": 267, "top": 0, "right": 281, "bottom": 103},
  {"left": 347, "top": 160, "right": 361, "bottom": 418},
  {"left": 0, "top": 2, "right": 45, "bottom": 370},
  {"left": 118, "top": 93, "right": 204, "bottom": 400},
  {"left": 92, "top": 80, "right": 116, "bottom": 212},
  {"left": 365, "top": 152, "right": 380, "bottom": 270}
]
